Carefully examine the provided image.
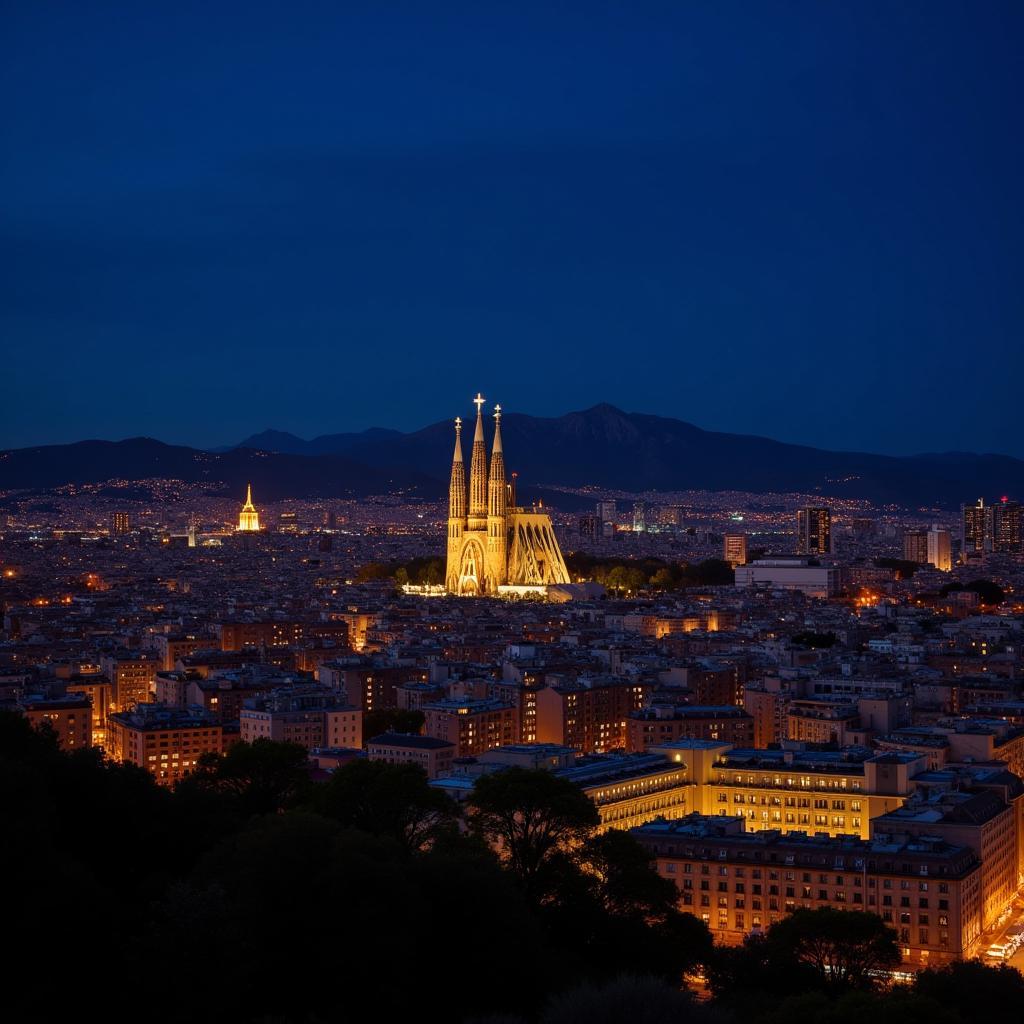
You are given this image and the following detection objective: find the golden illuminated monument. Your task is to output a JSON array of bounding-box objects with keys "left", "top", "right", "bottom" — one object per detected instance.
[
  {"left": 237, "top": 483, "right": 261, "bottom": 532},
  {"left": 446, "top": 394, "right": 569, "bottom": 595}
]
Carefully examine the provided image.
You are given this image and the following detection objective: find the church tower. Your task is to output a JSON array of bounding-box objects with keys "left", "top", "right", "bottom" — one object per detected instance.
[
  {"left": 445, "top": 416, "right": 466, "bottom": 592},
  {"left": 467, "top": 392, "right": 488, "bottom": 531},
  {"left": 237, "top": 483, "right": 260, "bottom": 532},
  {"left": 485, "top": 404, "right": 507, "bottom": 592}
]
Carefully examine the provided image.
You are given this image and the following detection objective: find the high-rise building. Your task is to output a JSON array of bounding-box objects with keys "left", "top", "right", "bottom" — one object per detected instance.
[
  {"left": 991, "top": 499, "right": 1022, "bottom": 553},
  {"left": 111, "top": 512, "right": 131, "bottom": 535},
  {"left": 237, "top": 483, "right": 260, "bottom": 532},
  {"left": 632, "top": 501, "right": 646, "bottom": 533},
  {"left": 961, "top": 498, "right": 987, "bottom": 556},
  {"left": 445, "top": 395, "right": 570, "bottom": 595},
  {"left": 927, "top": 527, "right": 953, "bottom": 571},
  {"left": 796, "top": 507, "right": 831, "bottom": 555},
  {"left": 596, "top": 500, "right": 616, "bottom": 538},
  {"left": 723, "top": 533, "right": 748, "bottom": 568},
  {"left": 903, "top": 529, "right": 929, "bottom": 564},
  {"left": 577, "top": 514, "right": 598, "bottom": 540}
]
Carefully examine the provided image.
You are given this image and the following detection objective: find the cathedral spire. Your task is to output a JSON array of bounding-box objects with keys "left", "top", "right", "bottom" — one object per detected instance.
[
  {"left": 468, "top": 392, "right": 488, "bottom": 525},
  {"left": 488, "top": 404, "right": 506, "bottom": 518},
  {"left": 449, "top": 416, "right": 466, "bottom": 519}
]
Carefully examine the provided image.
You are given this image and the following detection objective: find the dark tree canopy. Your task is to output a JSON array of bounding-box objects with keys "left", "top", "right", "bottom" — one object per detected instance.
[{"left": 468, "top": 767, "right": 600, "bottom": 894}]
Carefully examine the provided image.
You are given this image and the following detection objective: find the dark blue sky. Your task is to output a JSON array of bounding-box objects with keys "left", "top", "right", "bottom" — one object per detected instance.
[{"left": 3, "top": 1, "right": 1022, "bottom": 455}]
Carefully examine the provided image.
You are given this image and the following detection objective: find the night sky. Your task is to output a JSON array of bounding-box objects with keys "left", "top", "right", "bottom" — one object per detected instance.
[{"left": 3, "top": 2, "right": 1022, "bottom": 456}]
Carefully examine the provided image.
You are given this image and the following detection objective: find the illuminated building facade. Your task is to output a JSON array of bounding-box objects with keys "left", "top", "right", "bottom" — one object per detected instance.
[
  {"left": 961, "top": 498, "right": 987, "bottom": 555},
  {"left": 19, "top": 695, "right": 92, "bottom": 751},
  {"left": 422, "top": 697, "right": 518, "bottom": 758},
  {"left": 237, "top": 483, "right": 260, "bottom": 532},
  {"left": 367, "top": 732, "right": 456, "bottom": 779},
  {"left": 656, "top": 740, "right": 923, "bottom": 841},
  {"left": 723, "top": 533, "right": 747, "bottom": 568},
  {"left": 796, "top": 506, "right": 831, "bottom": 555},
  {"left": 106, "top": 703, "right": 222, "bottom": 787},
  {"left": 100, "top": 652, "right": 157, "bottom": 712},
  {"left": 445, "top": 394, "right": 569, "bottom": 595},
  {"left": 627, "top": 706, "right": 755, "bottom": 752},
  {"left": 536, "top": 678, "right": 653, "bottom": 753},
  {"left": 239, "top": 687, "right": 362, "bottom": 749},
  {"left": 992, "top": 499, "right": 1022, "bottom": 553},
  {"left": 111, "top": 512, "right": 131, "bottom": 535},
  {"left": 927, "top": 528, "right": 953, "bottom": 571},
  {"left": 903, "top": 529, "right": 929, "bottom": 564},
  {"left": 634, "top": 814, "right": 983, "bottom": 967}
]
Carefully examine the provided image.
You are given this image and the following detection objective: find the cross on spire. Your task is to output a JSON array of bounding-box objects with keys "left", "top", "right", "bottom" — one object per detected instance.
[
  {"left": 493, "top": 403, "right": 502, "bottom": 420},
  {"left": 473, "top": 393, "right": 485, "bottom": 415},
  {"left": 454, "top": 416, "right": 462, "bottom": 430}
]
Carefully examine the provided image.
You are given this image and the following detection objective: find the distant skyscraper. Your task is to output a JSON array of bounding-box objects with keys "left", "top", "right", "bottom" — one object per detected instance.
[
  {"left": 578, "top": 514, "right": 598, "bottom": 540},
  {"left": 112, "top": 512, "right": 131, "bottom": 535},
  {"left": 632, "top": 501, "right": 646, "bottom": 533},
  {"left": 324, "top": 510, "right": 337, "bottom": 530},
  {"left": 991, "top": 499, "right": 1022, "bottom": 553},
  {"left": 961, "top": 498, "right": 987, "bottom": 556},
  {"left": 237, "top": 484, "right": 260, "bottom": 532},
  {"left": 723, "top": 534, "right": 748, "bottom": 568},
  {"left": 796, "top": 507, "right": 831, "bottom": 555},
  {"left": 927, "top": 527, "right": 952, "bottom": 571},
  {"left": 597, "top": 500, "right": 616, "bottom": 539},
  {"left": 903, "top": 529, "right": 929, "bottom": 565}
]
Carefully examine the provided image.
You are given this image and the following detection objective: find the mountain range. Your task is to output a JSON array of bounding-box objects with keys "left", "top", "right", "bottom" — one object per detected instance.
[{"left": 2, "top": 405, "right": 1022, "bottom": 508}]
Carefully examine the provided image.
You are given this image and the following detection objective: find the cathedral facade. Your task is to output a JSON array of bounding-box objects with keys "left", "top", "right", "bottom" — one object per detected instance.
[{"left": 446, "top": 395, "right": 570, "bottom": 596}]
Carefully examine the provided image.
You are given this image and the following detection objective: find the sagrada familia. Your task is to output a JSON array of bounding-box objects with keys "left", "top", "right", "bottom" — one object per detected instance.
[{"left": 446, "top": 394, "right": 570, "bottom": 596}]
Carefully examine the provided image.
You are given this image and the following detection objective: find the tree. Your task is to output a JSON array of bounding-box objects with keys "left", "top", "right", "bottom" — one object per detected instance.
[
  {"left": 307, "top": 758, "right": 459, "bottom": 852},
  {"left": 649, "top": 567, "right": 676, "bottom": 591},
  {"left": 580, "top": 830, "right": 679, "bottom": 921},
  {"left": 188, "top": 738, "right": 311, "bottom": 815},
  {"left": 468, "top": 768, "right": 599, "bottom": 896},
  {"left": 913, "top": 960, "right": 1024, "bottom": 1021},
  {"left": 539, "top": 975, "right": 707, "bottom": 1024},
  {"left": 355, "top": 561, "right": 393, "bottom": 582},
  {"left": 766, "top": 908, "right": 900, "bottom": 990}
]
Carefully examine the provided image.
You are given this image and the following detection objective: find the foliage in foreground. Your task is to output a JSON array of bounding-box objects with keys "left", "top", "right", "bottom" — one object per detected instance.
[{"left": 3, "top": 711, "right": 1021, "bottom": 1024}]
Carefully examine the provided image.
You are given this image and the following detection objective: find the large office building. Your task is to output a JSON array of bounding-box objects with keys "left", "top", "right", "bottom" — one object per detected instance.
[
  {"left": 903, "top": 529, "right": 929, "bottom": 565},
  {"left": 796, "top": 507, "right": 831, "bottom": 556},
  {"left": 723, "top": 534, "right": 748, "bottom": 568},
  {"left": 632, "top": 814, "right": 983, "bottom": 967},
  {"left": 961, "top": 498, "right": 988, "bottom": 556},
  {"left": 927, "top": 528, "right": 953, "bottom": 572},
  {"left": 992, "top": 499, "right": 1022, "bottom": 553},
  {"left": 652, "top": 739, "right": 923, "bottom": 840}
]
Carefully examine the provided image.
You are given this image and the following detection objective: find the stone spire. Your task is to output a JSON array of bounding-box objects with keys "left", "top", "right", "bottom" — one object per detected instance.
[
  {"left": 449, "top": 417, "right": 466, "bottom": 519},
  {"left": 488, "top": 404, "right": 506, "bottom": 518},
  {"left": 468, "top": 392, "right": 488, "bottom": 527}
]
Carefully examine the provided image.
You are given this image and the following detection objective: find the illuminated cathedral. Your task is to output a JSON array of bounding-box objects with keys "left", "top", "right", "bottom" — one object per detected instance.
[
  {"left": 446, "top": 394, "right": 569, "bottom": 595},
  {"left": 237, "top": 483, "right": 260, "bottom": 532}
]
